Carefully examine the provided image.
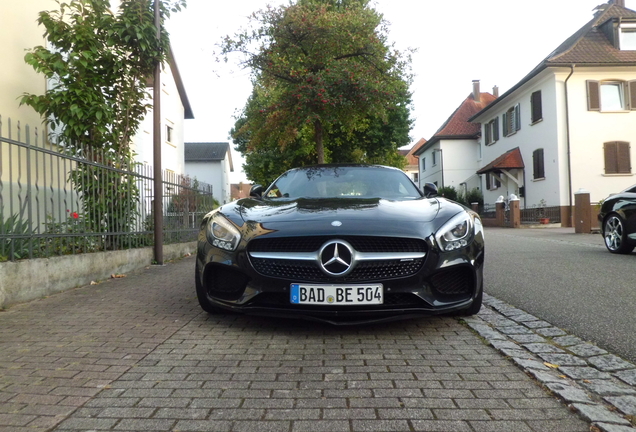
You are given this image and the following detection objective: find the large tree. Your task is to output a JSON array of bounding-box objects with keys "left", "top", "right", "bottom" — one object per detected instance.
[
  {"left": 232, "top": 84, "right": 411, "bottom": 186},
  {"left": 223, "top": 0, "right": 412, "bottom": 165}
]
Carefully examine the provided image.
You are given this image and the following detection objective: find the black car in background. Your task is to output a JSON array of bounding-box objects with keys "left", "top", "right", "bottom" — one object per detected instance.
[
  {"left": 599, "top": 184, "right": 636, "bottom": 254},
  {"left": 195, "top": 164, "right": 485, "bottom": 324}
]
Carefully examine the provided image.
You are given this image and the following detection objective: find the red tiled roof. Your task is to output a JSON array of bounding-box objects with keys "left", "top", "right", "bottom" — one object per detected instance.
[
  {"left": 477, "top": 147, "right": 525, "bottom": 174},
  {"left": 433, "top": 93, "right": 497, "bottom": 138},
  {"left": 403, "top": 138, "right": 426, "bottom": 165}
]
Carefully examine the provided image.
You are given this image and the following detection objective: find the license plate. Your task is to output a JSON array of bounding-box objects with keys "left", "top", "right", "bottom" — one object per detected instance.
[{"left": 290, "top": 284, "right": 383, "bottom": 305}]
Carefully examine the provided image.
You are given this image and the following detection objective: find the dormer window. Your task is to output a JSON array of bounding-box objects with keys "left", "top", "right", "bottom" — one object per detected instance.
[{"left": 620, "top": 24, "right": 636, "bottom": 50}]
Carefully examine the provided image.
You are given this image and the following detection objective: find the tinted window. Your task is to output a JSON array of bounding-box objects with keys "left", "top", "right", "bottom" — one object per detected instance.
[{"left": 265, "top": 166, "right": 421, "bottom": 200}]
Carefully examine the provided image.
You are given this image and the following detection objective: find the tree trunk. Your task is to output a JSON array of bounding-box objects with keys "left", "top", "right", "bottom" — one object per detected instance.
[{"left": 314, "top": 119, "right": 324, "bottom": 164}]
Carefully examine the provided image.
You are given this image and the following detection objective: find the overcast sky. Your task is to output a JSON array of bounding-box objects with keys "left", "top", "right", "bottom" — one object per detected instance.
[{"left": 167, "top": 0, "right": 636, "bottom": 182}]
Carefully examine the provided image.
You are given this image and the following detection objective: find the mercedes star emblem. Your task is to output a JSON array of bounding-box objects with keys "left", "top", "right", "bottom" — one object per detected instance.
[{"left": 319, "top": 240, "right": 354, "bottom": 276}]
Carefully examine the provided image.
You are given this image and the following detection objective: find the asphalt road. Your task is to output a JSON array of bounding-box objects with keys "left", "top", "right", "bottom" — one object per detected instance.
[{"left": 483, "top": 227, "right": 636, "bottom": 364}]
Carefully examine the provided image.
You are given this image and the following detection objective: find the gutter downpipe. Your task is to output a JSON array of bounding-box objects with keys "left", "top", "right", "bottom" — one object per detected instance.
[{"left": 564, "top": 64, "right": 575, "bottom": 227}]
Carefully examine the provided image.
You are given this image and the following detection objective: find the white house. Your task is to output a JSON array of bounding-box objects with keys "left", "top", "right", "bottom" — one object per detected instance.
[
  {"left": 469, "top": 0, "right": 636, "bottom": 226},
  {"left": 184, "top": 142, "right": 234, "bottom": 204},
  {"left": 414, "top": 81, "right": 496, "bottom": 196},
  {"left": 399, "top": 138, "right": 426, "bottom": 187},
  {"left": 131, "top": 49, "right": 194, "bottom": 176}
]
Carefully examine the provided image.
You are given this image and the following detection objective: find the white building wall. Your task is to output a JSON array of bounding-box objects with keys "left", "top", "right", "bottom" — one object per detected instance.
[
  {"left": 131, "top": 65, "right": 186, "bottom": 176},
  {"left": 184, "top": 159, "right": 232, "bottom": 204}
]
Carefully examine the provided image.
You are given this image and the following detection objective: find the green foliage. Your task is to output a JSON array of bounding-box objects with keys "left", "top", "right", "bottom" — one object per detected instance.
[
  {"left": 438, "top": 186, "right": 459, "bottom": 202},
  {"left": 21, "top": 0, "right": 185, "bottom": 153},
  {"left": 0, "top": 206, "right": 34, "bottom": 262},
  {"left": 224, "top": 0, "right": 413, "bottom": 165},
  {"left": 68, "top": 152, "right": 141, "bottom": 250},
  {"left": 453, "top": 187, "right": 484, "bottom": 208},
  {"left": 20, "top": 0, "right": 186, "bottom": 250},
  {"left": 41, "top": 212, "right": 101, "bottom": 256}
]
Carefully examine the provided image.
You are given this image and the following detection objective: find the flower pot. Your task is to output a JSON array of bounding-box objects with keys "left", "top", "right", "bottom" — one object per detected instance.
[{"left": 539, "top": 218, "right": 550, "bottom": 224}]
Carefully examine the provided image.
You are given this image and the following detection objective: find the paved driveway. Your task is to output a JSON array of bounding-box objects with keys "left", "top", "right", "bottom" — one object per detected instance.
[{"left": 0, "top": 256, "right": 590, "bottom": 431}]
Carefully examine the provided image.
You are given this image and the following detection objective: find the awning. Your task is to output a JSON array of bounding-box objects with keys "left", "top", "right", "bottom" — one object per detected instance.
[{"left": 477, "top": 147, "right": 524, "bottom": 175}]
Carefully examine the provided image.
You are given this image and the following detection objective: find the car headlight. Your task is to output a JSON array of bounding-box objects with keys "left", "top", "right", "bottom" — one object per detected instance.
[
  {"left": 435, "top": 212, "right": 476, "bottom": 252},
  {"left": 206, "top": 212, "right": 241, "bottom": 251}
]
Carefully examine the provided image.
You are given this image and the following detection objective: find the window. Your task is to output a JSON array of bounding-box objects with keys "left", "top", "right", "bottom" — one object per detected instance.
[
  {"left": 432, "top": 151, "right": 437, "bottom": 166},
  {"left": 531, "top": 91, "right": 542, "bottom": 123},
  {"left": 620, "top": 25, "right": 636, "bottom": 50},
  {"left": 604, "top": 141, "right": 631, "bottom": 174},
  {"left": 166, "top": 124, "right": 174, "bottom": 143},
  {"left": 421, "top": 157, "right": 426, "bottom": 171},
  {"left": 587, "top": 80, "right": 636, "bottom": 111},
  {"left": 533, "top": 148, "right": 545, "bottom": 180},
  {"left": 412, "top": 173, "right": 419, "bottom": 183},
  {"left": 486, "top": 172, "right": 501, "bottom": 190},
  {"left": 502, "top": 104, "right": 521, "bottom": 136},
  {"left": 485, "top": 118, "right": 499, "bottom": 145}
]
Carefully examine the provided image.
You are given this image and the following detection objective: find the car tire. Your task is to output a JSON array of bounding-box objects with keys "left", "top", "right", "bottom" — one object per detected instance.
[
  {"left": 459, "top": 284, "right": 483, "bottom": 316},
  {"left": 603, "top": 214, "right": 635, "bottom": 254},
  {"left": 195, "top": 262, "right": 225, "bottom": 314}
]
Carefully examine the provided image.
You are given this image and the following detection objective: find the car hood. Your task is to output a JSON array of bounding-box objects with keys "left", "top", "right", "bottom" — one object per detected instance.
[{"left": 228, "top": 197, "right": 441, "bottom": 234}]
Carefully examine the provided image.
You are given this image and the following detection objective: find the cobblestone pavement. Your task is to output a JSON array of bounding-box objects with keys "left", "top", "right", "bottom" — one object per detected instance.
[{"left": 0, "top": 255, "right": 633, "bottom": 431}]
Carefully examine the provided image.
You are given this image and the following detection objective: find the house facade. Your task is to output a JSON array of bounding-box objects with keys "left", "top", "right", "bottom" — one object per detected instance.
[
  {"left": 399, "top": 138, "right": 426, "bottom": 187},
  {"left": 184, "top": 142, "right": 234, "bottom": 204},
  {"left": 415, "top": 81, "right": 496, "bottom": 196},
  {"left": 470, "top": 0, "right": 636, "bottom": 225}
]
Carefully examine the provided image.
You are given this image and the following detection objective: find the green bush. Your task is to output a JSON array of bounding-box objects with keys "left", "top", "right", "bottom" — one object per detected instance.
[{"left": 0, "top": 207, "right": 33, "bottom": 261}]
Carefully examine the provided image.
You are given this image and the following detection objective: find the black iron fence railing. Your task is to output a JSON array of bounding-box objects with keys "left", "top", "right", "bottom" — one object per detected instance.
[{"left": 0, "top": 115, "right": 216, "bottom": 262}]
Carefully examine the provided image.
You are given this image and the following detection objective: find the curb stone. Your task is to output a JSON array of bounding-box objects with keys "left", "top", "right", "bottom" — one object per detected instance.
[{"left": 463, "top": 293, "right": 636, "bottom": 432}]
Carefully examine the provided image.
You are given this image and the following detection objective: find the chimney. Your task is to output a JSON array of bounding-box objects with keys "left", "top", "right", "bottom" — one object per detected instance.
[
  {"left": 493, "top": 85, "right": 499, "bottom": 98},
  {"left": 614, "top": 0, "right": 625, "bottom": 6},
  {"left": 472, "top": 80, "right": 480, "bottom": 102}
]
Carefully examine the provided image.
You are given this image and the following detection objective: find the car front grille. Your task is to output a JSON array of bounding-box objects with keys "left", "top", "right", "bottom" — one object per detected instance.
[
  {"left": 248, "top": 236, "right": 426, "bottom": 283},
  {"left": 248, "top": 236, "right": 426, "bottom": 253}
]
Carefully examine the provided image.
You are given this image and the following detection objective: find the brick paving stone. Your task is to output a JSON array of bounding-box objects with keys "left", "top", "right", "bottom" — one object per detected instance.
[
  {"left": 589, "top": 355, "right": 636, "bottom": 372},
  {"left": 604, "top": 395, "right": 636, "bottom": 416},
  {"left": 567, "top": 343, "right": 609, "bottom": 357},
  {"left": 615, "top": 369, "right": 636, "bottom": 386},
  {"left": 0, "top": 257, "right": 603, "bottom": 432}
]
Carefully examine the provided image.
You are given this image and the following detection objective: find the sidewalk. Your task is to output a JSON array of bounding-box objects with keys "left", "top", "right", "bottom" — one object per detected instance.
[{"left": 0, "top": 255, "right": 632, "bottom": 431}]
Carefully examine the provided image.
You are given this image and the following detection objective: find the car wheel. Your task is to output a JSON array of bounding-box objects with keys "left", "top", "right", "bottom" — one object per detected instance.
[
  {"left": 459, "top": 284, "right": 483, "bottom": 316},
  {"left": 195, "top": 262, "right": 225, "bottom": 314},
  {"left": 603, "top": 214, "right": 635, "bottom": 254}
]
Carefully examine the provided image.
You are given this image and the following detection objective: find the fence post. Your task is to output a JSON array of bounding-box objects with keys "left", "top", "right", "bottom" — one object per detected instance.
[
  {"left": 574, "top": 189, "right": 592, "bottom": 234},
  {"left": 495, "top": 199, "right": 505, "bottom": 227},
  {"left": 509, "top": 195, "right": 520, "bottom": 228}
]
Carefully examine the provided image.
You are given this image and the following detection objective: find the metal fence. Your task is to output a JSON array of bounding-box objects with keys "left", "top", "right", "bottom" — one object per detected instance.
[
  {"left": 520, "top": 205, "right": 561, "bottom": 224},
  {"left": 0, "top": 116, "right": 216, "bottom": 262}
]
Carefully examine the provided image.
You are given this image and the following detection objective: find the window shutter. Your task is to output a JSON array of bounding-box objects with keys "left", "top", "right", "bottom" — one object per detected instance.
[
  {"left": 531, "top": 91, "right": 542, "bottom": 122},
  {"left": 629, "top": 80, "right": 636, "bottom": 111},
  {"left": 493, "top": 117, "right": 499, "bottom": 141},
  {"left": 514, "top": 104, "right": 521, "bottom": 131},
  {"left": 604, "top": 142, "right": 618, "bottom": 174},
  {"left": 502, "top": 112, "right": 509, "bottom": 136},
  {"left": 484, "top": 124, "right": 491, "bottom": 144},
  {"left": 617, "top": 141, "right": 631, "bottom": 173},
  {"left": 587, "top": 80, "right": 600, "bottom": 111}
]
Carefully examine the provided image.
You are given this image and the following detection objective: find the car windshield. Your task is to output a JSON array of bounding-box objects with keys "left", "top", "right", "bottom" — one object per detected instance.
[{"left": 264, "top": 166, "right": 422, "bottom": 200}]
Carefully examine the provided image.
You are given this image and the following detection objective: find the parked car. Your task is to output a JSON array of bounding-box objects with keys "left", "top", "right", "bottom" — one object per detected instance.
[
  {"left": 598, "top": 184, "right": 636, "bottom": 254},
  {"left": 195, "top": 164, "right": 484, "bottom": 324}
]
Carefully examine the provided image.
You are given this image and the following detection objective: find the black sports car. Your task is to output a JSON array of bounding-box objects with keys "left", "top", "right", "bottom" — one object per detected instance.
[
  {"left": 598, "top": 184, "right": 636, "bottom": 254},
  {"left": 195, "top": 164, "right": 485, "bottom": 324}
]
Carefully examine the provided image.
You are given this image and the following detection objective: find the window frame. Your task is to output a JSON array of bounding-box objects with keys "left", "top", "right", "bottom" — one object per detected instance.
[
  {"left": 502, "top": 104, "right": 521, "bottom": 137},
  {"left": 484, "top": 118, "right": 499, "bottom": 145},
  {"left": 587, "top": 80, "right": 636, "bottom": 111},
  {"left": 620, "top": 24, "right": 636, "bottom": 51},
  {"left": 485, "top": 172, "right": 501, "bottom": 190}
]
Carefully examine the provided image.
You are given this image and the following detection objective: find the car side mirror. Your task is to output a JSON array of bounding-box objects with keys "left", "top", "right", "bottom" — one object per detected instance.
[
  {"left": 423, "top": 182, "right": 438, "bottom": 198},
  {"left": 250, "top": 184, "right": 264, "bottom": 199}
]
